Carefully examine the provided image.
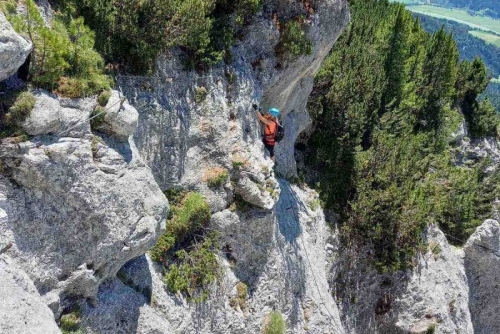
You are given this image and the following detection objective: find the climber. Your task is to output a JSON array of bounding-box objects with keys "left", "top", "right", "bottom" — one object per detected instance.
[{"left": 254, "top": 104, "right": 280, "bottom": 162}]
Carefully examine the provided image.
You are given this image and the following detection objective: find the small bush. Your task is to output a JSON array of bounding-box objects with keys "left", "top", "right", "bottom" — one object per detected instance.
[
  {"left": 55, "top": 77, "right": 82, "bottom": 99},
  {"left": 4, "top": 91, "right": 36, "bottom": 126},
  {"left": 59, "top": 310, "right": 81, "bottom": 333},
  {"left": 0, "top": 0, "right": 17, "bottom": 14},
  {"left": 150, "top": 191, "right": 211, "bottom": 263},
  {"left": 264, "top": 312, "right": 286, "bottom": 334},
  {"left": 195, "top": 86, "right": 208, "bottom": 103},
  {"left": 236, "top": 281, "right": 248, "bottom": 300},
  {"left": 90, "top": 135, "right": 102, "bottom": 158},
  {"left": 276, "top": 18, "right": 313, "bottom": 59},
  {"left": 205, "top": 168, "right": 229, "bottom": 188},
  {"left": 426, "top": 323, "right": 436, "bottom": 334},
  {"left": 164, "top": 187, "right": 188, "bottom": 206},
  {"left": 230, "top": 281, "right": 249, "bottom": 310},
  {"left": 169, "top": 192, "right": 211, "bottom": 240},
  {"left": 164, "top": 232, "right": 221, "bottom": 302},
  {"left": 429, "top": 241, "right": 442, "bottom": 260},
  {"left": 228, "top": 194, "right": 253, "bottom": 212},
  {"left": 97, "top": 90, "right": 112, "bottom": 107},
  {"left": 149, "top": 234, "right": 176, "bottom": 263},
  {"left": 10, "top": 0, "right": 111, "bottom": 96},
  {"left": 151, "top": 191, "right": 218, "bottom": 302},
  {"left": 232, "top": 158, "right": 247, "bottom": 169}
]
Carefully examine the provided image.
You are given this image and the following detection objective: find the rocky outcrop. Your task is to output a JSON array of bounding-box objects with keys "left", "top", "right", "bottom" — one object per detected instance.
[
  {"left": 80, "top": 181, "right": 345, "bottom": 334},
  {"left": 122, "top": 0, "right": 350, "bottom": 192},
  {"left": 464, "top": 219, "right": 500, "bottom": 334},
  {"left": 259, "top": 0, "right": 350, "bottom": 178},
  {"left": 0, "top": 12, "right": 32, "bottom": 82},
  {"left": 0, "top": 91, "right": 168, "bottom": 318},
  {"left": 0, "top": 256, "right": 61, "bottom": 334},
  {"left": 22, "top": 91, "right": 95, "bottom": 136},
  {"left": 333, "top": 225, "right": 473, "bottom": 334},
  {"left": 94, "top": 90, "right": 139, "bottom": 141}
]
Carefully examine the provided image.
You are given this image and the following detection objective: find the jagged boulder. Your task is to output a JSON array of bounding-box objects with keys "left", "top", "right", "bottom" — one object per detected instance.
[
  {"left": 0, "top": 256, "right": 61, "bottom": 334},
  {"left": 95, "top": 181, "right": 345, "bottom": 334},
  {"left": 96, "top": 90, "right": 139, "bottom": 141},
  {"left": 0, "top": 12, "right": 32, "bottom": 82},
  {"left": 21, "top": 91, "right": 95, "bottom": 136},
  {"left": 464, "top": 219, "right": 500, "bottom": 334},
  {"left": 0, "top": 91, "right": 168, "bottom": 316}
]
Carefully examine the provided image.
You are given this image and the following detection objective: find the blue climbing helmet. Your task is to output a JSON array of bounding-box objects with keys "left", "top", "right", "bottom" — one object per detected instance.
[{"left": 269, "top": 108, "right": 280, "bottom": 117}]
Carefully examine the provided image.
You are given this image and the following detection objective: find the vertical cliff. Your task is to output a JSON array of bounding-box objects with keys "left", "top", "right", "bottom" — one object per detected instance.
[{"left": 2, "top": 1, "right": 500, "bottom": 334}]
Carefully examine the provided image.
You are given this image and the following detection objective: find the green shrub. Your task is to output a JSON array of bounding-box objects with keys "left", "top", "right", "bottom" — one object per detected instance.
[
  {"left": 9, "top": 0, "right": 111, "bottom": 96},
  {"left": 150, "top": 192, "right": 211, "bottom": 263},
  {"left": 230, "top": 281, "right": 249, "bottom": 310},
  {"left": 97, "top": 90, "right": 112, "bottom": 107},
  {"left": 4, "top": 91, "right": 36, "bottom": 126},
  {"left": 0, "top": 0, "right": 17, "bottom": 14},
  {"left": 232, "top": 157, "right": 246, "bottom": 169},
  {"left": 151, "top": 191, "right": 217, "bottom": 301},
  {"left": 195, "top": 86, "right": 208, "bottom": 103},
  {"left": 264, "top": 312, "right": 286, "bottom": 334},
  {"left": 205, "top": 168, "right": 229, "bottom": 188},
  {"left": 237, "top": 281, "right": 248, "bottom": 299},
  {"left": 276, "top": 18, "right": 313, "bottom": 59},
  {"left": 168, "top": 192, "right": 211, "bottom": 241},
  {"left": 228, "top": 194, "right": 253, "bottom": 212},
  {"left": 164, "top": 232, "right": 220, "bottom": 302},
  {"left": 149, "top": 234, "right": 176, "bottom": 263},
  {"left": 426, "top": 323, "right": 436, "bottom": 334},
  {"left": 469, "top": 99, "right": 498, "bottom": 137},
  {"left": 59, "top": 310, "right": 81, "bottom": 333}
]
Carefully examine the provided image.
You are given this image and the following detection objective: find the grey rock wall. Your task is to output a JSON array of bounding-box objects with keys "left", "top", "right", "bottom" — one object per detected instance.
[
  {"left": 259, "top": 0, "right": 350, "bottom": 178},
  {"left": 0, "top": 256, "right": 61, "bottom": 334},
  {"left": 333, "top": 225, "right": 473, "bottom": 334},
  {"left": 123, "top": 0, "right": 350, "bottom": 190},
  {"left": 0, "top": 91, "right": 168, "bottom": 318},
  {"left": 80, "top": 181, "right": 346, "bottom": 334},
  {"left": 0, "top": 12, "right": 32, "bottom": 82},
  {"left": 465, "top": 219, "right": 500, "bottom": 334}
]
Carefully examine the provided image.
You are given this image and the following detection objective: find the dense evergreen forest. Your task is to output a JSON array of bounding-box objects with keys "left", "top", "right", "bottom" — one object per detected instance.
[
  {"left": 304, "top": 0, "right": 499, "bottom": 271},
  {"left": 416, "top": 14, "right": 500, "bottom": 77},
  {"left": 415, "top": 14, "right": 500, "bottom": 117}
]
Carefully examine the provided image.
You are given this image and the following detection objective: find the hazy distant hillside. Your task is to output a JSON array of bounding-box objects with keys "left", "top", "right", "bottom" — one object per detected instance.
[
  {"left": 432, "top": 0, "right": 500, "bottom": 18},
  {"left": 415, "top": 14, "right": 500, "bottom": 111},
  {"left": 416, "top": 14, "right": 500, "bottom": 77}
]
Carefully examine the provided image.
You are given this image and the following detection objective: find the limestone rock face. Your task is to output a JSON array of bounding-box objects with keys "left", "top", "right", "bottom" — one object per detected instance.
[
  {"left": 333, "top": 225, "right": 473, "bottom": 334},
  {"left": 464, "top": 219, "right": 500, "bottom": 334},
  {"left": 22, "top": 91, "right": 96, "bottom": 136},
  {"left": 123, "top": 0, "right": 350, "bottom": 195},
  {"left": 0, "top": 12, "right": 32, "bottom": 82},
  {"left": 259, "top": 0, "right": 350, "bottom": 178},
  {"left": 82, "top": 181, "right": 345, "bottom": 334},
  {"left": 0, "top": 92, "right": 168, "bottom": 316},
  {"left": 0, "top": 256, "right": 61, "bottom": 334},
  {"left": 80, "top": 278, "right": 171, "bottom": 334}
]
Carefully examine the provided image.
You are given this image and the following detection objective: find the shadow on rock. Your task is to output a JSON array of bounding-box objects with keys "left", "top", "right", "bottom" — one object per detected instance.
[{"left": 275, "top": 179, "right": 307, "bottom": 326}]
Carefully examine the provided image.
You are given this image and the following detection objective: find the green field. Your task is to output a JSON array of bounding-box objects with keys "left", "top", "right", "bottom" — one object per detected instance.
[
  {"left": 469, "top": 30, "right": 500, "bottom": 47},
  {"left": 406, "top": 5, "right": 500, "bottom": 35}
]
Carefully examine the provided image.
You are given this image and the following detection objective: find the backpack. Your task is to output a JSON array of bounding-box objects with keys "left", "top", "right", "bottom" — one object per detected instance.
[{"left": 275, "top": 123, "right": 285, "bottom": 142}]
